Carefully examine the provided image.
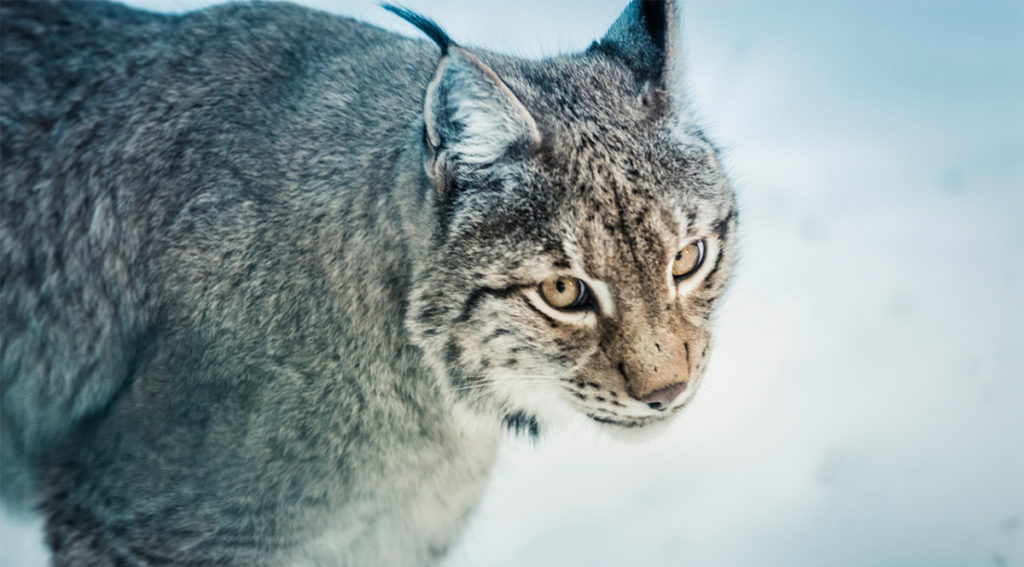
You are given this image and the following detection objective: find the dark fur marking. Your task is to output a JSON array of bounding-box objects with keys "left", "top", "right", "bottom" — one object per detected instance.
[
  {"left": 483, "top": 328, "right": 510, "bottom": 343},
  {"left": 455, "top": 285, "right": 519, "bottom": 323},
  {"left": 504, "top": 411, "right": 539, "bottom": 440},
  {"left": 607, "top": 177, "right": 647, "bottom": 276},
  {"left": 702, "top": 251, "right": 725, "bottom": 287},
  {"left": 588, "top": 414, "right": 643, "bottom": 429},
  {"left": 444, "top": 340, "right": 461, "bottom": 366},
  {"left": 547, "top": 353, "right": 574, "bottom": 366},
  {"left": 713, "top": 208, "right": 737, "bottom": 239},
  {"left": 444, "top": 339, "right": 470, "bottom": 390},
  {"left": 521, "top": 296, "right": 557, "bottom": 327},
  {"left": 691, "top": 298, "right": 713, "bottom": 313}
]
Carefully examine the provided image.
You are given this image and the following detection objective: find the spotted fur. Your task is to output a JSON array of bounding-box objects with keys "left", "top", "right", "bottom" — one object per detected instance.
[{"left": 0, "top": 1, "right": 736, "bottom": 565}]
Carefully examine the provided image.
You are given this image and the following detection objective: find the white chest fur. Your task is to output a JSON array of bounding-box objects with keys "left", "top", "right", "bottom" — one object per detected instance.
[{"left": 287, "top": 426, "right": 499, "bottom": 567}]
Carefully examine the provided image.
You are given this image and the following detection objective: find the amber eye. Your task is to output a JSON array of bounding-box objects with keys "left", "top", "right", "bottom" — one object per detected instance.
[
  {"left": 672, "top": 240, "right": 706, "bottom": 279},
  {"left": 539, "top": 277, "right": 588, "bottom": 309}
]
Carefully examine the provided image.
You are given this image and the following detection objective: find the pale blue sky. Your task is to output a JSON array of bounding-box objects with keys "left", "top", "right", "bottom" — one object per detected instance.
[{"left": 2, "top": 2, "right": 1021, "bottom": 566}]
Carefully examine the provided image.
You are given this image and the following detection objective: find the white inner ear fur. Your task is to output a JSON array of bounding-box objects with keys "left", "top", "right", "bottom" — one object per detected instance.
[{"left": 424, "top": 47, "right": 541, "bottom": 165}]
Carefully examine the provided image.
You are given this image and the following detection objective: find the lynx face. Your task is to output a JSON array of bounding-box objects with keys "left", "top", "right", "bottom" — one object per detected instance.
[{"left": 401, "top": 1, "right": 737, "bottom": 434}]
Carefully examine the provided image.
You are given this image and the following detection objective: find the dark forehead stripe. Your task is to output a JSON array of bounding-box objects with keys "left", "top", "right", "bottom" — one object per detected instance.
[
  {"left": 601, "top": 167, "right": 662, "bottom": 280},
  {"left": 611, "top": 187, "right": 644, "bottom": 272}
]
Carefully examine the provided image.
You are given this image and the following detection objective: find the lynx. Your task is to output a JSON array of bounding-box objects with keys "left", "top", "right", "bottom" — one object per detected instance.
[{"left": 0, "top": 1, "right": 737, "bottom": 564}]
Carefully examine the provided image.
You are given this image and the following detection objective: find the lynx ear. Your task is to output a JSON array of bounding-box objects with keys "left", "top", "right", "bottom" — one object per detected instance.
[
  {"left": 423, "top": 48, "right": 540, "bottom": 166},
  {"left": 592, "top": 0, "right": 681, "bottom": 87}
]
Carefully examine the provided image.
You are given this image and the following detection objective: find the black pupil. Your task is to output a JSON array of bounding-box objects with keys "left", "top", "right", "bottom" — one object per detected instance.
[
  {"left": 556, "top": 280, "right": 566, "bottom": 293},
  {"left": 676, "top": 251, "right": 683, "bottom": 261}
]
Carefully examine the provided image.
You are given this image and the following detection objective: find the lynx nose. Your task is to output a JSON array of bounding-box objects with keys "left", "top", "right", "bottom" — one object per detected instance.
[{"left": 639, "top": 381, "right": 687, "bottom": 410}]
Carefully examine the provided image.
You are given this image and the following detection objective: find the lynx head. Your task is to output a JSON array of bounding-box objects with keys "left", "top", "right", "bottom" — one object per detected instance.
[{"left": 390, "top": 0, "right": 737, "bottom": 436}]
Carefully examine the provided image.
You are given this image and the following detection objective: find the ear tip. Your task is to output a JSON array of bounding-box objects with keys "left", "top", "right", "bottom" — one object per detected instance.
[
  {"left": 638, "top": 0, "right": 670, "bottom": 43},
  {"left": 592, "top": 0, "right": 681, "bottom": 84}
]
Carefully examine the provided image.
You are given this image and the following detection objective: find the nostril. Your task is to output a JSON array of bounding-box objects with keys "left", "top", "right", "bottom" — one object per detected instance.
[{"left": 639, "top": 381, "right": 688, "bottom": 409}]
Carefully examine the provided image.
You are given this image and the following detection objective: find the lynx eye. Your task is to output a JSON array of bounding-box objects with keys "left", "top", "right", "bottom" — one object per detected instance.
[
  {"left": 539, "top": 277, "right": 588, "bottom": 310},
  {"left": 672, "top": 240, "right": 706, "bottom": 279}
]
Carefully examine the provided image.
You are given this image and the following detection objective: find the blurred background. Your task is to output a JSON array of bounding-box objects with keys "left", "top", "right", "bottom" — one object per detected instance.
[{"left": 2, "top": 1, "right": 1021, "bottom": 565}]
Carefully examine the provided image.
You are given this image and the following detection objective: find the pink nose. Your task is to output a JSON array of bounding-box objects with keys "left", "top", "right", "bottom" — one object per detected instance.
[{"left": 640, "top": 381, "right": 687, "bottom": 410}]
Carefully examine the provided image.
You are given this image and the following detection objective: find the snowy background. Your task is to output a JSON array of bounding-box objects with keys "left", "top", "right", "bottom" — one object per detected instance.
[{"left": 2, "top": 1, "right": 1021, "bottom": 566}]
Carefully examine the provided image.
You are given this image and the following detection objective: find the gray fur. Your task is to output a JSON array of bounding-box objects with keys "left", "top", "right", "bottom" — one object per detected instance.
[{"left": 0, "top": 1, "right": 737, "bottom": 564}]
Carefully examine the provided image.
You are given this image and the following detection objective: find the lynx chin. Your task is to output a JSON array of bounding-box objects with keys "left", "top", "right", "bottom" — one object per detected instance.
[{"left": 0, "top": 0, "right": 738, "bottom": 564}]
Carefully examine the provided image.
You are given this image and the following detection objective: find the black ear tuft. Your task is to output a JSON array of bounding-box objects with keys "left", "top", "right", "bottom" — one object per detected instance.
[
  {"left": 639, "top": 0, "right": 668, "bottom": 54},
  {"left": 381, "top": 3, "right": 455, "bottom": 55},
  {"left": 591, "top": 0, "right": 677, "bottom": 85}
]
